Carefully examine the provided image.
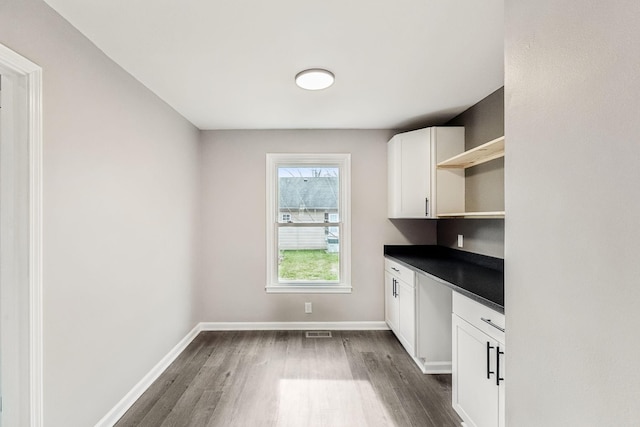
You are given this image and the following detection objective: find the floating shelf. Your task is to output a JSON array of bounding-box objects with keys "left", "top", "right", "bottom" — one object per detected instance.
[
  {"left": 437, "top": 136, "right": 505, "bottom": 169},
  {"left": 438, "top": 211, "right": 505, "bottom": 219}
]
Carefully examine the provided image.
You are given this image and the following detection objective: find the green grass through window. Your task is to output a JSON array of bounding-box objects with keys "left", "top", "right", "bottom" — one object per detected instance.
[{"left": 278, "top": 250, "right": 339, "bottom": 281}]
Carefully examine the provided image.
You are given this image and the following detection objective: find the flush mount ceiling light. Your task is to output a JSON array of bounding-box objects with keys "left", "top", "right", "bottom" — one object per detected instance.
[{"left": 295, "top": 68, "right": 335, "bottom": 90}]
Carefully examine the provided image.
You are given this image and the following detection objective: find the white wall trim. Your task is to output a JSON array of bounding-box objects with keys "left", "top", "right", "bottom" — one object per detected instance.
[
  {"left": 265, "top": 285, "right": 352, "bottom": 294},
  {"left": 413, "top": 357, "right": 452, "bottom": 374},
  {"left": 27, "top": 53, "right": 44, "bottom": 427},
  {"left": 0, "top": 42, "right": 44, "bottom": 427},
  {"left": 94, "top": 324, "right": 202, "bottom": 427},
  {"left": 199, "top": 321, "right": 389, "bottom": 331}
]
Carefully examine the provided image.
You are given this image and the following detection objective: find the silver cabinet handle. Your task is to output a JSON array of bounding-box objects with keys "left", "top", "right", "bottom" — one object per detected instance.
[{"left": 481, "top": 317, "right": 505, "bottom": 333}]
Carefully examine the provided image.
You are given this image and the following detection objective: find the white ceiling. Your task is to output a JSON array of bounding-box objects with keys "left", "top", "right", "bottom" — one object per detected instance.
[{"left": 43, "top": 0, "right": 504, "bottom": 130}]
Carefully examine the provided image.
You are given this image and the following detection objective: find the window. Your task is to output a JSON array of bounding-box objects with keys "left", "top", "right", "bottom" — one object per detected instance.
[{"left": 266, "top": 153, "right": 351, "bottom": 293}]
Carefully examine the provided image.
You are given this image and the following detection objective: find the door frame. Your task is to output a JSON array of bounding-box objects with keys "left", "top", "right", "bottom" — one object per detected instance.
[{"left": 0, "top": 42, "right": 43, "bottom": 427}]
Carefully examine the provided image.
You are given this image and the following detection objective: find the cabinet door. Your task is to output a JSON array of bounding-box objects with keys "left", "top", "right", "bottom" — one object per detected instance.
[
  {"left": 452, "top": 315, "right": 500, "bottom": 427},
  {"left": 387, "top": 130, "right": 432, "bottom": 218},
  {"left": 397, "top": 279, "right": 416, "bottom": 356},
  {"left": 384, "top": 271, "right": 399, "bottom": 334},
  {"left": 400, "top": 130, "right": 431, "bottom": 217}
]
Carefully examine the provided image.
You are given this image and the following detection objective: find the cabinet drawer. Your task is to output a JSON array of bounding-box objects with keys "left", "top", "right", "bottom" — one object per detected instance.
[
  {"left": 453, "top": 292, "right": 505, "bottom": 343},
  {"left": 384, "top": 258, "right": 415, "bottom": 286}
]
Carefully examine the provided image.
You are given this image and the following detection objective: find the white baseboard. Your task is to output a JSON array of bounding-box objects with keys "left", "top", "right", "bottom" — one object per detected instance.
[
  {"left": 413, "top": 356, "right": 452, "bottom": 374},
  {"left": 95, "top": 320, "right": 388, "bottom": 426},
  {"left": 422, "top": 361, "right": 452, "bottom": 374},
  {"left": 94, "top": 324, "right": 201, "bottom": 427},
  {"left": 199, "top": 321, "right": 389, "bottom": 331}
]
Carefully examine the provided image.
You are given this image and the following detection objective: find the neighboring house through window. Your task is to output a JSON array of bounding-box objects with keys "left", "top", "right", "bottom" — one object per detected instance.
[{"left": 266, "top": 153, "right": 351, "bottom": 293}]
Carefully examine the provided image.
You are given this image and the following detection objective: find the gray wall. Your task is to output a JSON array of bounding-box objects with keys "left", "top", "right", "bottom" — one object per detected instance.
[
  {"left": 448, "top": 86, "right": 504, "bottom": 213},
  {"left": 0, "top": 1, "right": 200, "bottom": 426},
  {"left": 506, "top": 0, "right": 640, "bottom": 425},
  {"left": 438, "top": 88, "right": 505, "bottom": 258},
  {"left": 198, "top": 130, "right": 436, "bottom": 323},
  {"left": 437, "top": 218, "right": 504, "bottom": 258}
]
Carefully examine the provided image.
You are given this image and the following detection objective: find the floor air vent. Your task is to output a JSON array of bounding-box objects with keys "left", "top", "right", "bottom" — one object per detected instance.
[{"left": 305, "top": 331, "right": 332, "bottom": 338}]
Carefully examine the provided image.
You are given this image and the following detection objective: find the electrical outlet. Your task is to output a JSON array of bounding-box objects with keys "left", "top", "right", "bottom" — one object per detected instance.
[
  {"left": 457, "top": 234, "right": 464, "bottom": 248},
  {"left": 305, "top": 302, "right": 312, "bottom": 314}
]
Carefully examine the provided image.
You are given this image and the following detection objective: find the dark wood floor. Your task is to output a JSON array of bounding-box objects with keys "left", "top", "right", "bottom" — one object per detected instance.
[{"left": 115, "top": 330, "right": 462, "bottom": 427}]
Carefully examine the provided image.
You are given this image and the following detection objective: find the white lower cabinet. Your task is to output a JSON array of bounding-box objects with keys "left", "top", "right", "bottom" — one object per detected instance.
[
  {"left": 384, "top": 270, "right": 400, "bottom": 333},
  {"left": 384, "top": 259, "right": 415, "bottom": 356},
  {"left": 452, "top": 292, "right": 505, "bottom": 427}
]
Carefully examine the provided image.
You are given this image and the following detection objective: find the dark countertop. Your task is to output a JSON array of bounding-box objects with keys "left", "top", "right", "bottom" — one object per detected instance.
[{"left": 384, "top": 245, "right": 504, "bottom": 313}]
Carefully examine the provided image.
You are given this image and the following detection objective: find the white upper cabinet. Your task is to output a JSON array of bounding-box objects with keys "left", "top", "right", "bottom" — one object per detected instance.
[{"left": 388, "top": 127, "right": 465, "bottom": 218}]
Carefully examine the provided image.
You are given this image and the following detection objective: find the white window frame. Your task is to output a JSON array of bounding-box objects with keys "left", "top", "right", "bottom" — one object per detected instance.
[{"left": 266, "top": 153, "right": 351, "bottom": 294}]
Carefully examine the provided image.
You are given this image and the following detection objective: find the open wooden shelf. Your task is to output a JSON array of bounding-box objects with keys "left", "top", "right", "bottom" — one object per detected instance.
[
  {"left": 437, "top": 136, "right": 505, "bottom": 169},
  {"left": 438, "top": 211, "right": 505, "bottom": 219}
]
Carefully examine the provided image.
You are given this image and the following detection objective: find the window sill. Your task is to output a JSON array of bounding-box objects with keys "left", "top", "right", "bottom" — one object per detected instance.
[{"left": 266, "top": 284, "right": 352, "bottom": 294}]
